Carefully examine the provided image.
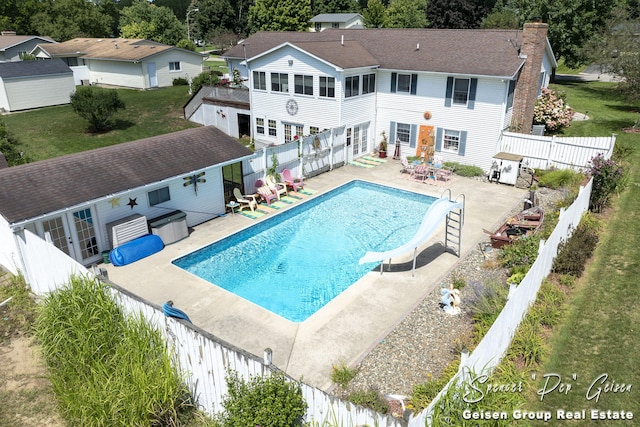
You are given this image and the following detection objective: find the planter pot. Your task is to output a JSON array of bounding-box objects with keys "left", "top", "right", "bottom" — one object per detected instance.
[{"left": 379, "top": 150, "right": 387, "bottom": 158}]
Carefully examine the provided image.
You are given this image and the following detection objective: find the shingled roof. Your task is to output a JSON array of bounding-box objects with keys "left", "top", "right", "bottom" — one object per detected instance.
[
  {"left": 0, "top": 58, "right": 71, "bottom": 79},
  {"left": 36, "top": 38, "right": 204, "bottom": 62},
  {"left": 0, "top": 34, "right": 54, "bottom": 51},
  {"left": 0, "top": 126, "right": 254, "bottom": 224},
  {"left": 224, "top": 28, "right": 528, "bottom": 77}
]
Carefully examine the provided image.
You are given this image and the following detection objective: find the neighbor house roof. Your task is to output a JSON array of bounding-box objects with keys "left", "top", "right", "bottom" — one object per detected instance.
[
  {"left": 0, "top": 58, "right": 71, "bottom": 79},
  {"left": 310, "top": 13, "right": 363, "bottom": 23},
  {"left": 0, "top": 126, "right": 254, "bottom": 224},
  {"left": 225, "top": 28, "right": 528, "bottom": 77},
  {"left": 0, "top": 35, "right": 55, "bottom": 51},
  {"left": 35, "top": 38, "right": 205, "bottom": 62}
]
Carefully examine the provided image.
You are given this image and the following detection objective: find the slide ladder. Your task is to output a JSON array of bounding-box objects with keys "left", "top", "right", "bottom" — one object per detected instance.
[{"left": 443, "top": 189, "right": 465, "bottom": 257}]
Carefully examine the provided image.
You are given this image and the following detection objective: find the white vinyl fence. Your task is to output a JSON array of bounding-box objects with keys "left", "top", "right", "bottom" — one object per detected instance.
[
  {"left": 407, "top": 178, "right": 594, "bottom": 427},
  {"left": 498, "top": 131, "right": 615, "bottom": 171}
]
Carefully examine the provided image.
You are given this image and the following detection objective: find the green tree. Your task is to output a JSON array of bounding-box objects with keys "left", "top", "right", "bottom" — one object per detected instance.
[
  {"left": 586, "top": 6, "right": 640, "bottom": 102},
  {"left": 384, "top": 0, "right": 427, "bottom": 28},
  {"left": 120, "top": 0, "right": 186, "bottom": 45},
  {"left": 427, "top": 0, "right": 496, "bottom": 29},
  {"left": 70, "top": 87, "right": 126, "bottom": 132},
  {"left": 248, "top": 0, "right": 312, "bottom": 32},
  {"left": 154, "top": 0, "right": 191, "bottom": 20},
  {"left": 362, "top": 0, "right": 386, "bottom": 28},
  {"left": 481, "top": 0, "right": 519, "bottom": 29},
  {"left": 312, "top": 0, "right": 358, "bottom": 15},
  {"left": 192, "top": 0, "right": 236, "bottom": 43},
  {"left": 31, "top": 0, "right": 113, "bottom": 40},
  {"left": 0, "top": 0, "right": 42, "bottom": 35},
  {"left": 0, "top": 119, "right": 29, "bottom": 166}
]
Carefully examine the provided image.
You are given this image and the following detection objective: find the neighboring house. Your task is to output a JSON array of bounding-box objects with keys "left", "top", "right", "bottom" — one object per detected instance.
[
  {"left": 310, "top": 14, "right": 364, "bottom": 32},
  {"left": 31, "top": 38, "right": 206, "bottom": 89},
  {"left": 0, "top": 31, "right": 55, "bottom": 62},
  {"left": 222, "top": 23, "right": 556, "bottom": 171},
  {"left": 0, "top": 59, "right": 75, "bottom": 112},
  {"left": 0, "top": 126, "right": 253, "bottom": 269}
]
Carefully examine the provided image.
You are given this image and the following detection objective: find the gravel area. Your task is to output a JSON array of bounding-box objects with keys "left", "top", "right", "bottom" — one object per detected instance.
[{"left": 340, "top": 177, "right": 568, "bottom": 410}]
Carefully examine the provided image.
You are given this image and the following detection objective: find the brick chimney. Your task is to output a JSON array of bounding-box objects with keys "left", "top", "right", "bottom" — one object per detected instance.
[{"left": 511, "top": 21, "right": 549, "bottom": 133}]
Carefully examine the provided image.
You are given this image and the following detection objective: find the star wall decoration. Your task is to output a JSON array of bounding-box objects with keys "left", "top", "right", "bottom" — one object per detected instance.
[
  {"left": 109, "top": 197, "right": 121, "bottom": 208},
  {"left": 127, "top": 198, "right": 138, "bottom": 209}
]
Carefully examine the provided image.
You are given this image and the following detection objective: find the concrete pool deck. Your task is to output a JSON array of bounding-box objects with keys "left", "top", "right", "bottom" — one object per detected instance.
[{"left": 103, "top": 159, "right": 528, "bottom": 390}]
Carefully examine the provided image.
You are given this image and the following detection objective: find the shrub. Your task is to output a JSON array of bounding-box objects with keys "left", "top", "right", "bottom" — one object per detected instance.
[
  {"left": 173, "top": 77, "right": 188, "bottom": 86},
  {"left": 537, "top": 168, "right": 583, "bottom": 189},
  {"left": 70, "top": 86, "right": 125, "bottom": 132},
  {"left": 218, "top": 371, "right": 306, "bottom": 427},
  {"left": 533, "top": 87, "right": 573, "bottom": 132},
  {"left": 586, "top": 153, "right": 627, "bottom": 212},
  {"left": 0, "top": 119, "right": 30, "bottom": 165},
  {"left": 499, "top": 235, "right": 540, "bottom": 271},
  {"left": 468, "top": 280, "right": 509, "bottom": 342},
  {"left": 552, "top": 212, "right": 600, "bottom": 277},
  {"left": 34, "top": 276, "right": 193, "bottom": 426},
  {"left": 346, "top": 389, "right": 389, "bottom": 414},
  {"left": 443, "top": 162, "right": 484, "bottom": 177},
  {"left": 331, "top": 361, "right": 357, "bottom": 390},
  {"left": 190, "top": 70, "right": 221, "bottom": 94}
]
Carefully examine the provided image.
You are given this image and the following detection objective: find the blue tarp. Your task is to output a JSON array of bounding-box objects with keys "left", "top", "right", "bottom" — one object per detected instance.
[{"left": 109, "top": 234, "right": 164, "bottom": 266}]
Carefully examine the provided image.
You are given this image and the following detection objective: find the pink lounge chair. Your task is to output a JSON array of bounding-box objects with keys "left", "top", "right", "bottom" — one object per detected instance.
[
  {"left": 282, "top": 168, "right": 304, "bottom": 192},
  {"left": 257, "top": 185, "right": 277, "bottom": 205}
]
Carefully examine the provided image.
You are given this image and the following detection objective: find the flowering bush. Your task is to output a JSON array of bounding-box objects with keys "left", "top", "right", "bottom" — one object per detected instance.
[
  {"left": 533, "top": 88, "right": 574, "bottom": 132},
  {"left": 586, "top": 153, "right": 626, "bottom": 212}
]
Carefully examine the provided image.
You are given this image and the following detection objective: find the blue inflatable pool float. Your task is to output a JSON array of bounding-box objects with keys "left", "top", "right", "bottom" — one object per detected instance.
[
  {"left": 162, "top": 301, "right": 192, "bottom": 323},
  {"left": 109, "top": 234, "right": 164, "bottom": 266}
]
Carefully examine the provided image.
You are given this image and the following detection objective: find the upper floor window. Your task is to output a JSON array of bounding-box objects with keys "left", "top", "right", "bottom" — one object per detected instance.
[
  {"left": 453, "top": 78, "right": 470, "bottom": 104},
  {"left": 315, "top": 23, "right": 321, "bottom": 31},
  {"left": 391, "top": 72, "right": 417, "bottom": 94},
  {"left": 445, "top": 77, "right": 477, "bottom": 109},
  {"left": 148, "top": 187, "right": 170, "bottom": 206},
  {"left": 295, "top": 74, "right": 313, "bottom": 95},
  {"left": 319, "top": 76, "right": 335, "bottom": 98},
  {"left": 271, "top": 72, "right": 289, "bottom": 92},
  {"left": 169, "top": 62, "right": 181, "bottom": 71},
  {"left": 253, "top": 71, "right": 266, "bottom": 90},
  {"left": 362, "top": 73, "right": 376, "bottom": 94},
  {"left": 345, "top": 75, "right": 359, "bottom": 98},
  {"left": 256, "top": 117, "right": 265, "bottom": 134}
]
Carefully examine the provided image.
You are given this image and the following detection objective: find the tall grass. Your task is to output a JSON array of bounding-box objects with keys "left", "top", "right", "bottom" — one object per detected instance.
[{"left": 34, "top": 275, "right": 193, "bottom": 426}]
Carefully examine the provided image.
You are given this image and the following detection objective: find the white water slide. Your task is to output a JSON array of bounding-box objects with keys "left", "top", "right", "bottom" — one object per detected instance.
[{"left": 359, "top": 195, "right": 464, "bottom": 275}]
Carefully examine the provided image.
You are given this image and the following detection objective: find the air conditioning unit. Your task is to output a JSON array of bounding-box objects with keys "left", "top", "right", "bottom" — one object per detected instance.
[{"left": 105, "top": 214, "right": 148, "bottom": 249}]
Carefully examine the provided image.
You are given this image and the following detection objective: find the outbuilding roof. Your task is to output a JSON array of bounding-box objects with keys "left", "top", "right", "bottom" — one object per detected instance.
[
  {"left": 310, "top": 13, "right": 363, "bottom": 23},
  {"left": 225, "top": 28, "right": 528, "bottom": 77},
  {"left": 0, "top": 58, "right": 71, "bottom": 79},
  {"left": 0, "top": 126, "right": 254, "bottom": 224},
  {"left": 35, "top": 38, "right": 205, "bottom": 62}
]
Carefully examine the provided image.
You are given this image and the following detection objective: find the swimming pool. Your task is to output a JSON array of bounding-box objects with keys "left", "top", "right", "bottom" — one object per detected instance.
[{"left": 173, "top": 180, "right": 436, "bottom": 322}]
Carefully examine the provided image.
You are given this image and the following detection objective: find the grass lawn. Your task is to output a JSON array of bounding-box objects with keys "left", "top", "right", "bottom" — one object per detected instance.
[
  {"left": 2, "top": 85, "right": 200, "bottom": 162},
  {"left": 523, "top": 80, "right": 640, "bottom": 424}
]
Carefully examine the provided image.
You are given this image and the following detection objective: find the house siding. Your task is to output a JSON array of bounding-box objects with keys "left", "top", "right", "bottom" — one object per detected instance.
[
  {"left": 0, "top": 216, "right": 19, "bottom": 275},
  {"left": 152, "top": 50, "right": 204, "bottom": 88},
  {"left": 2, "top": 73, "right": 75, "bottom": 111},
  {"left": 0, "top": 38, "right": 54, "bottom": 62},
  {"left": 89, "top": 60, "right": 146, "bottom": 88}
]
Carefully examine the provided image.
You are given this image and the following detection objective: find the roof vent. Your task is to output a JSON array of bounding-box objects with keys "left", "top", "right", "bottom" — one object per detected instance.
[
  {"left": 341, "top": 35, "right": 344, "bottom": 46},
  {"left": 1, "top": 30, "right": 17, "bottom": 36},
  {"left": 416, "top": 43, "right": 420, "bottom": 50}
]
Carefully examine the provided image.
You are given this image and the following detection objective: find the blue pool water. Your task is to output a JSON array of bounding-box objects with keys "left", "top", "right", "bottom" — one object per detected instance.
[{"left": 173, "top": 180, "right": 436, "bottom": 322}]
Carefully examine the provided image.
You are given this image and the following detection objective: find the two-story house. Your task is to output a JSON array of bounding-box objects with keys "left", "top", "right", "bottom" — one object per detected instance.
[{"left": 222, "top": 22, "right": 556, "bottom": 171}]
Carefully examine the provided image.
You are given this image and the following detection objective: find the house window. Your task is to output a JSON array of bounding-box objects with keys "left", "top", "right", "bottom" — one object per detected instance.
[
  {"left": 396, "top": 123, "right": 411, "bottom": 144},
  {"left": 271, "top": 72, "right": 289, "bottom": 92},
  {"left": 253, "top": 71, "right": 266, "bottom": 90},
  {"left": 268, "top": 119, "right": 277, "bottom": 136},
  {"left": 256, "top": 117, "right": 265, "bottom": 134},
  {"left": 319, "top": 76, "right": 335, "bottom": 98},
  {"left": 453, "top": 78, "right": 470, "bottom": 104},
  {"left": 315, "top": 23, "right": 321, "bottom": 31},
  {"left": 295, "top": 74, "right": 313, "bottom": 95},
  {"left": 310, "top": 126, "right": 319, "bottom": 134},
  {"left": 148, "top": 187, "right": 170, "bottom": 206},
  {"left": 391, "top": 72, "right": 418, "bottom": 94},
  {"left": 169, "top": 62, "right": 181, "bottom": 71},
  {"left": 332, "top": 22, "right": 340, "bottom": 28},
  {"left": 345, "top": 76, "right": 359, "bottom": 98},
  {"left": 506, "top": 79, "right": 516, "bottom": 111},
  {"left": 362, "top": 73, "right": 376, "bottom": 94},
  {"left": 443, "top": 129, "right": 461, "bottom": 152}
]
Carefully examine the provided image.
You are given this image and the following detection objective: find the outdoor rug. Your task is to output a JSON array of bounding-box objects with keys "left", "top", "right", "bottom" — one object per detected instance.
[
  {"left": 298, "top": 188, "right": 316, "bottom": 196},
  {"left": 362, "top": 155, "right": 387, "bottom": 164},
  {"left": 239, "top": 208, "right": 268, "bottom": 219},
  {"left": 348, "top": 159, "right": 375, "bottom": 168}
]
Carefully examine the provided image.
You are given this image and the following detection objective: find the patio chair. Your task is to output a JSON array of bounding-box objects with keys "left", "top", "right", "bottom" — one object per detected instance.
[
  {"left": 233, "top": 187, "right": 258, "bottom": 212},
  {"left": 411, "top": 164, "right": 429, "bottom": 182},
  {"left": 266, "top": 175, "right": 288, "bottom": 199},
  {"left": 400, "top": 156, "right": 414, "bottom": 174},
  {"left": 435, "top": 166, "right": 454, "bottom": 185},
  {"left": 282, "top": 168, "right": 304, "bottom": 192},
  {"left": 257, "top": 185, "right": 277, "bottom": 205}
]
